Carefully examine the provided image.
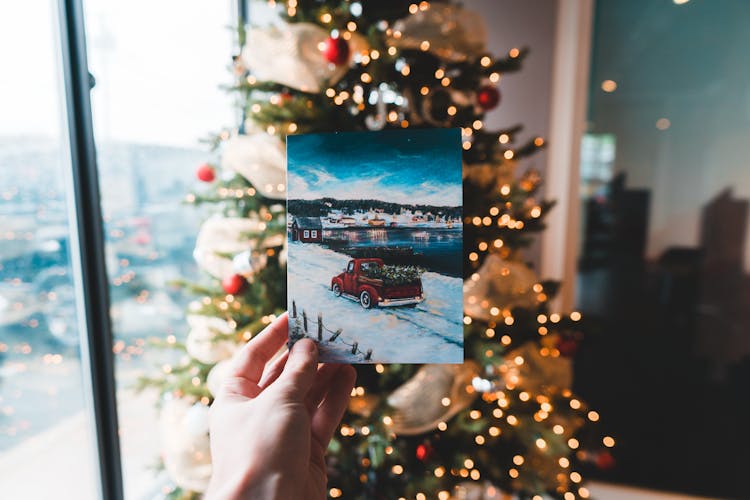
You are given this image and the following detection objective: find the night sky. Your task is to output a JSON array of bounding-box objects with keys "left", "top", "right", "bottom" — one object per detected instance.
[{"left": 286, "top": 128, "right": 463, "bottom": 207}]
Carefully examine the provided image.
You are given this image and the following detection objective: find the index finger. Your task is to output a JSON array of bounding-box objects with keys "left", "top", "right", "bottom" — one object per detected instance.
[{"left": 231, "top": 312, "right": 289, "bottom": 384}]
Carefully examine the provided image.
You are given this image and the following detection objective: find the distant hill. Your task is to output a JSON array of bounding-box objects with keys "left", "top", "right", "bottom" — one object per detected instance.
[{"left": 288, "top": 197, "right": 462, "bottom": 218}]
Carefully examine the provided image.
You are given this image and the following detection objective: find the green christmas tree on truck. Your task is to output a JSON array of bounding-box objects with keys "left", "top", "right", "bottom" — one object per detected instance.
[{"left": 139, "top": 1, "right": 616, "bottom": 498}]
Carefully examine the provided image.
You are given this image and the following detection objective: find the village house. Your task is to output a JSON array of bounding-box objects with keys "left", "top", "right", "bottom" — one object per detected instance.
[{"left": 291, "top": 216, "right": 323, "bottom": 243}]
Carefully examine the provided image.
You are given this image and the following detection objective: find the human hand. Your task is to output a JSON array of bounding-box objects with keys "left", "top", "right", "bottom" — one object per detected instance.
[{"left": 206, "top": 313, "right": 357, "bottom": 500}]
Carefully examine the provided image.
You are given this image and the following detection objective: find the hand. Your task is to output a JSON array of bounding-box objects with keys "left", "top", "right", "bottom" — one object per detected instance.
[{"left": 206, "top": 313, "right": 357, "bottom": 500}]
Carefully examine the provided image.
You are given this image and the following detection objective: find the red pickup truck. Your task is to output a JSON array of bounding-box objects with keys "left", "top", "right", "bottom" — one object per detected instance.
[{"left": 331, "top": 258, "right": 424, "bottom": 309}]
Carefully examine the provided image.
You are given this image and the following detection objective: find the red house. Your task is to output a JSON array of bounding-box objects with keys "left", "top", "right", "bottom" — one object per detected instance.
[{"left": 291, "top": 217, "right": 323, "bottom": 243}]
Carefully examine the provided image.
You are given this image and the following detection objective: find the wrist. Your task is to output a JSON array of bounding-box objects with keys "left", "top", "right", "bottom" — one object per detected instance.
[{"left": 206, "top": 469, "right": 289, "bottom": 500}]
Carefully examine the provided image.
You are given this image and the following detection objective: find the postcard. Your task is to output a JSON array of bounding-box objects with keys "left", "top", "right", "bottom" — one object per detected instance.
[{"left": 286, "top": 129, "right": 463, "bottom": 363}]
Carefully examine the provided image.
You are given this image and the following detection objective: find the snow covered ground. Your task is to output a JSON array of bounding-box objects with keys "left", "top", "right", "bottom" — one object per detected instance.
[{"left": 287, "top": 242, "right": 464, "bottom": 363}]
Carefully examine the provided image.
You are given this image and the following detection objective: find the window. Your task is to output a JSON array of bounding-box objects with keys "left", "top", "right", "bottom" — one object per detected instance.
[
  {"left": 574, "top": 1, "right": 750, "bottom": 497},
  {"left": 311, "top": 230, "right": 317, "bottom": 239},
  {"left": 0, "top": 3, "right": 99, "bottom": 498},
  {"left": 81, "top": 0, "right": 235, "bottom": 497},
  {"left": 303, "top": 230, "right": 310, "bottom": 239}
]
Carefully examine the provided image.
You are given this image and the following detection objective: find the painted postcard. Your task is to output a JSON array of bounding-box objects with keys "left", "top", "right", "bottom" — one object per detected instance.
[{"left": 286, "top": 129, "right": 464, "bottom": 364}]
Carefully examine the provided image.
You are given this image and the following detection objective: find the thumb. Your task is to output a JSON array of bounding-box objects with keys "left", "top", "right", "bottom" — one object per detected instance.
[{"left": 276, "top": 338, "right": 318, "bottom": 400}]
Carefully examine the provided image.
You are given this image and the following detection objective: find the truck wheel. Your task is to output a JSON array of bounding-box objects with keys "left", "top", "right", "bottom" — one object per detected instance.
[
  {"left": 332, "top": 283, "right": 342, "bottom": 297},
  {"left": 359, "top": 290, "right": 373, "bottom": 309}
]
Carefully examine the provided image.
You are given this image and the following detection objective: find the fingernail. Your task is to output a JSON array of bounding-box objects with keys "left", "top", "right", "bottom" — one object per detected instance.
[{"left": 294, "top": 338, "right": 317, "bottom": 354}]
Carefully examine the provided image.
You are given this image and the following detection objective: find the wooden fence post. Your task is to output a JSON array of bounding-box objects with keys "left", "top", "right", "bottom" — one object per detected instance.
[
  {"left": 317, "top": 313, "right": 323, "bottom": 341},
  {"left": 292, "top": 300, "right": 297, "bottom": 318},
  {"left": 365, "top": 349, "right": 372, "bottom": 361},
  {"left": 329, "top": 329, "right": 342, "bottom": 342},
  {"left": 351, "top": 342, "right": 358, "bottom": 355},
  {"left": 302, "top": 310, "right": 308, "bottom": 333}
]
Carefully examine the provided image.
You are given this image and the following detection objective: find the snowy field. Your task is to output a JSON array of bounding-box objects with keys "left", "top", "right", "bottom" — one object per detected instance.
[{"left": 287, "top": 242, "right": 464, "bottom": 363}]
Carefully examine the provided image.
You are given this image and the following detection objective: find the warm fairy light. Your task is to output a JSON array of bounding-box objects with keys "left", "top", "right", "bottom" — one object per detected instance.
[
  {"left": 246, "top": 75, "right": 257, "bottom": 84},
  {"left": 500, "top": 184, "right": 511, "bottom": 195},
  {"left": 361, "top": 73, "right": 372, "bottom": 83},
  {"left": 478, "top": 242, "right": 488, "bottom": 251},
  {"left": 441, "top": 77, "right": 451, "bottom": 86},
  {"left": 420, "top": 40, "right": 431, "bottom": 51},
  {"left": 579, "top": 487, "right": 591, "bottom": 498},
  {"left": 416, "top": 494, "right": 426, "bottom": 500},
  {"left": 503, "top": 150, "right": 514, "bottom": 159},
  {"left": 571, "top": 311, "right": 582, "bottom": 321},
  {"left": 489, "top": 426, "right": 500, "bottom": 436},
  {"left": 388, "top": 46, "right": 397, "bottom": 55},
  {"left": 419, "top": 1, "right": 430, "bottom": 11},
  {"left": 375, "top": 363, "right": 385, "bottom": 373},
  {"left": 459, "top": 469, "right": 469, "bottom": 478},
  {"left": 469, "top": 252, "right": 479, "bottom": 261},
  {"left": 570, "top": 471, "right": 582, "bottom": 483},
  {"left": 470, "top": 410, "right": 481, "bottom": 419},
  {"left": 498, "top": 133, "right": 509, "bottom": 143},
  {"left": 519, "top": 391, "right": 530, "bottom": 401},
  {"left": 434, "top": 466, "right": 445, "bottom": 477},
  {"left": 320, "top": 12, "right": 332, "bottom": 23},
  {"left": 438, "top": 421, "right": 448, "bottom": 431},
  {"left": 447, "top": 105, "right": 457, "bottom": 116},
  {"left": 588, "top": 410, "right": 600, "bottom": 421},
  {"left": 480, "top": 56, "right": 492, "bottom": 67},
  {"left": 506, "top": 415, "right": 518, "bottom": 425},
  {"left": 535, "top": 438, "right": 547, "bottom": 449},
  {"left": 485, "top": 327, "right": 495, "bottom": 337},
  {"left": 501, "top": 335, "right": 511, "bottom": 345},
  {"left": 464, "top": 458, "right": 474, "bottom": 468},
  {"left": 513, "top": 455, "right": 524, "bottom": 465},
  {"left": 493, "top": 239, "right": 504, "bottom": 248},
  {"left": 470, "top": 469, "right": 481, "bottom": 480},
  {"left": 533, "top": 497, "right": 543, "bottom": 500},
  {"left": 401, "top": 65, "right": 411, "bottom": 76},
  {"left": 347, "top": 21, "right": 357, "bottom": 31},
  {"left": 603, "top": 436, "right": 616, "bottom": 447},
  {"left": 473, "top": 120, "right": 483, "bottom": 130},
  {"left": 288, "top": 123, "right": 298, "bottom": 133},
  {"left": 503, "top": 316, "right": 514, "bottom": 326},
  {"left": 530, "top": 206, "right": 542, "bottom": 218},
  {"left": 656, "top": 117, "right": 671, "bottom": 130},
  {"left": 489, "top": 72, "right": 500, "bottom": 83},
  {"left": 553, "top": 425, "right": 564, "bottom": 435},
  {"left": 329, "top": 488, "right": 342, "bottom": 498},
  {"left": 441, "top": 397, "right": 452, "bottom": 406},
  {"left": 509, "top": 47, "right": 520, "bottom": 58},
  {"left": 489, "top": 206, "right": 500, "bottom": 216},
  {"left": 462, "top": 141, "right": 472, "bottom": 150},
  {"left": 570, "top": 399, "right": 581, "bottom": 410},
  {"left": 361, "top": 426, "right": 371, "bottom": 436},
  {"left": 534, "top": 137, "right": 545, "bottom": 146},
  {"left": 482, "top": 216, "right": 492, "bottom": 225},
  {"left": 392, "top": 465, "right": 404, "bottom": 474},
  {"left": 493, "top": 408, "right": 503, "bottom": 418},
  {"left": 475, "top": 435, "right": 486, "bottom": 445},
  {"left": 514, "top": 356, "right": 524, "bottom": 365},
  {"left": 559, "top": 457, "right": 570, "bottom": 468},
  {"left": 420, "top": 86, "right": 429, "bottom": 95},
  {"left": 673, "top": 0, "right": 689, "bottom": 3},
  {"left": 434, "top": 68, "right": 445, "bottom": 79},
  {"left": 490, "top": 307, "right": 500, "bottom": 316},
  {"left": 464, "top": 316, "right": 473, "bottom": 325},
  {"left": 382, "top": 416, "right": 393, "bottom": 425},
  {"left": 568, "top": 438, "right": 580, "bottom": 449},
  {"left": 385, "top": 446, "right": 394, "bottom": 455},
  {"left": 388, "top": 110, "right": 399, "bottom": 121},
  {"left": 537, "top": 314, "right": 547, "bottom": 324},
  {"left": 601, "top": 79, "right": 617, "bottom": 92},
  {"left": 438, "top": 491, "right": 450, "bottom": 500},
  {"left": 564, "top": 493, "right": 575, "bottom": 500},
  {"left": 509, "top": 468, "right": 519, "bottom": 478}
]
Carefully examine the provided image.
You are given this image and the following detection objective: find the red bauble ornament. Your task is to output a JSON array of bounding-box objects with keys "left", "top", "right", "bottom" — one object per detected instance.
[
  {"left": 323, "top": 36, "right": 350, "bottom": 65},
  {"left": 556, "top": 337, "right": 579, "bottom": 357},
  {"left": 222, "top": 274, "right": 246, "bottom": 295},
  {"left": 415, "top": 443, "right": 433, "bottom": 462},
  {"left": 477, "top": 85, "right": 501, "bottom": 110},
  {"left": 596, "top": 451, "right": 616, "bottom": 470},
  {"left": 196, "top": 163, "right": 215, "bottom": 182}
]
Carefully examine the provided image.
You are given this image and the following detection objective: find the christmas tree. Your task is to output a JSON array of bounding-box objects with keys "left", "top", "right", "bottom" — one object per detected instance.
[{"left": 139, "top": 1, "right": 615, "bottom": 498}]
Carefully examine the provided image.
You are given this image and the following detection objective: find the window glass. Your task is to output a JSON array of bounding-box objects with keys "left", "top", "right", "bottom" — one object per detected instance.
[
  {"left": 0, "top": 2, "right": 99, "bottom": 498},
  {"left": 576, "top": 1, "right": 750, "bottom": 497},
  {"left": 81, "top": 0, "right": 235, "bottom": 497}
]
